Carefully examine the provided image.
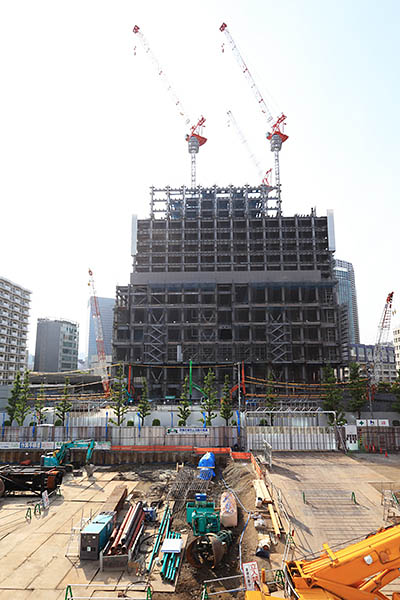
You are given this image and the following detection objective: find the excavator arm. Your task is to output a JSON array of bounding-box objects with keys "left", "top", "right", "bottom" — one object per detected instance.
[{"left": 247, "top": 524, "right": 400, "bottom": 599}]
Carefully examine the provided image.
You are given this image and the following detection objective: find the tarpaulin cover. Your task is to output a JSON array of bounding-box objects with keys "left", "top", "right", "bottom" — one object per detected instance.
[{"left": 197, "top": 452, "right": 215, "bottom": 480}]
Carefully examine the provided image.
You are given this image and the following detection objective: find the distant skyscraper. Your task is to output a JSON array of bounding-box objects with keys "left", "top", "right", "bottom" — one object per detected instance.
[
  {"left": 0, "top": 276, "right": 31, "bottom": 385},
  {"left": 34, "top": 319, "right": 79, "bottom": 372},
  {"left": 334, "top": 259, "right": 360, "bottom": 345},
  {"left": 88, "top": 297, "right": 115, "bottom": 368}
]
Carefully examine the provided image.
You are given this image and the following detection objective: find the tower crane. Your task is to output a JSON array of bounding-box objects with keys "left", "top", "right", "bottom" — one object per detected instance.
[
  {"left": 227, "top": 109, "right": 272, "bottom": 187},
  {"left": 372, "top": 291, "right": 394, "bottom": 385},
  {"left": 88, "top": 269, "right": 110, "bottom": 397},
  {"left": 220, "top": 22, "right": 288, "bottom": 210},
  {"left": 133, "top": 25, "right": 207, "bottom": 188}
]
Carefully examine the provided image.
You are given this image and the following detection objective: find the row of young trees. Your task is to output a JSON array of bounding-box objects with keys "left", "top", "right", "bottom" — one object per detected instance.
[
  {"left": 109, "top": 365, "right": 234, "bottom": 427},
  {"left": 322, "top": 363, "right": 400, "bottom": 424},
  {"left": 5, "top": 371, "right": 73, "bottom": 426},
  {"left": 9, "top": 363, "right": 395, "bottom": 429}
]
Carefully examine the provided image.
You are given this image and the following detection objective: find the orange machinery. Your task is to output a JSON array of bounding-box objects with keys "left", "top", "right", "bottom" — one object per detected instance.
[{"left": 247, "top": 523, "right": 400, "bottom": 599}]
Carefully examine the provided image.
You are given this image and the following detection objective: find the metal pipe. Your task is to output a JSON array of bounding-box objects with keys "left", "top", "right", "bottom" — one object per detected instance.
[
  {"left": 118, "top": 502, "right": 142, "bottom": 548},
  {"left": 122, "top": 510, "right": 145, "bottom": 552},
  {"left": 110, "top": 505, "right": 135, "bottom": 554},
  {"left": 147, "top": 507, "right": 170, "bottom": 573}
]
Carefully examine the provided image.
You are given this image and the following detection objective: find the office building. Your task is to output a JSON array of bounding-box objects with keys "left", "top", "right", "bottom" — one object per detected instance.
[
  {"left": 88, "top": 297, "right": 115, "bottom": 368},
  {"left": 0, "top": 277, "right": 31, "bottom": 385},
  {"left": 334, "top": 259, "right": 360, "bottom": 345},
  {"left": 34, "top": 319, "right": 79, "bottom": 372},
  {"left": 113, "top": 186, "right": 346, "bottom": 398}
]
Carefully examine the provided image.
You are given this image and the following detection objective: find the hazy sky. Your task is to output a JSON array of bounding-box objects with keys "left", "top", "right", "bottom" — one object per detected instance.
[{"left": 1, "top": 0, "right": 399, "bottom": 356}]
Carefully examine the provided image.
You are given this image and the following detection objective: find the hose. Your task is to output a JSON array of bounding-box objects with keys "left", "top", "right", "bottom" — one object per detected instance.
[{"left": 220, "top": 469, "right": 254, "bottom": 572}]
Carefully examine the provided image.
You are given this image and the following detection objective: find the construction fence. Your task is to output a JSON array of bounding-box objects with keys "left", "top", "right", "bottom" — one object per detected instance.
[
  {"left": 246, "top": 425, "right": 337, "bottom": 451},
  {"left": 357, "top": 426, "right": 400, "bottom": 452},
  {"left": 0, "top": 425, "right": 239, "bottom": 449}
]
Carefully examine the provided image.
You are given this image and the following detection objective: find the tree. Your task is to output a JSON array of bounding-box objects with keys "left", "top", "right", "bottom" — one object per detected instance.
[
  {"left": 34, "top": 383, "right": 47, "bottom": 424},
  {"left": 109, "top": 364, "right": 129, "bottom": 426},
  {"left": 137, "top": 377, "right": 151, "bottom": 426},
  {"left": 201, "top": 369, "right": 218, "bottom": 426},
  {"left": 348, "top": 362, "right": 367, "bottom": 419},
  {"left": 55, "top": 377, "right": 73, "bottom": 426},
  {"left": 391, "top": 370, "right": 400, "bottom": 414},
  {"left": 177, "top": 375, "right": 191, "bottom": 426},
  {"left": 321, "top": 366, "right": 346, "bottom": 425},
  {"left": 220, "top": 375, "right": 233, "bottom": 426},
  {"left": 14, "top": 370, "right": 31, "bottom": 426},
  {"left": 6, "top": 371, "right": 22, "bottom": 424}
]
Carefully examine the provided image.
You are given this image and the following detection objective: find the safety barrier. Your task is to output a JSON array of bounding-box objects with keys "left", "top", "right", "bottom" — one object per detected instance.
[{"left": 231, "top": 452, "right": 251, "bottom": 460}]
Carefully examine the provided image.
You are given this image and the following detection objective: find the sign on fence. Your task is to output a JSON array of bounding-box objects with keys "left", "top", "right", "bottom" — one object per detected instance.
[
  {"left": 0, "top": 441, "right": 111, "bottom": 450},
  {"left": 166, "top": 427, "right": 210, "bottom": 435}
]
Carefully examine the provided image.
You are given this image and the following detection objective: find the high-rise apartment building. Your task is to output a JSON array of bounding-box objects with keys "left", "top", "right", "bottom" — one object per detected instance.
[
  {"left": 88, "top": 297, "right": 115, "bottom": 367},
  {"left": 394, "top": 325, "right": 400, "bottom": 375},
  {"left": 34, "top": 319, "right": 79, "bottom": 372},
  {"left": 0, "top": 277, "right": 31, "bottom": 385},
  {"left": 349, "top": 343, "right": 397, "bottom": 383},
  {"left": 334, "top": 259, "right": 360, "bottom": 345},
  {"left": 113, "top": 186, "right": 345, "bottom": 398}
]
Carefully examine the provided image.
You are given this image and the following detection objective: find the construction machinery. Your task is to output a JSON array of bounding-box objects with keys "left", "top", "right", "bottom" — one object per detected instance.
[
  {"left": 0, "top": 464, "right": 64, "bottom": 497},
  {"left": 41, "top": 439, "right": 95, "bottom": 475},
  {"left": 133, "top": 24, "right": 207, "bottom": 187},
  {"left": 187, "top": 529, "right": 233, "bottom": 569},
  {"left": 373, "top": 291, "right": 394, "bottom": 385},
  {"left": 244, "top": 523, "right": 400, "bottom": 599},
  {"left": 88, "top": 268, "right": 111, "bottom": 397},
  {"left": 186, "top": 498, "right": 220, "bottom": 536},
  {"left": 220, "top": 22, "right": 287, "bottom": 210}
]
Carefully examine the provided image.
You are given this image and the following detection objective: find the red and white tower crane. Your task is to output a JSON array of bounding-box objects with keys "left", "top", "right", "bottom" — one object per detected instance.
[
  {"left": 88, "top": 269, "right": 110, "bottom": 397},
  {"left": 220, "top": 22, "right": 288, "bottom": 210},
  {"left": 373, "top": 291, "right": 394, "bottom": 385},
  {"left": 227, "top": 109, "right": 272, "bottom": 187},
  {"left": 133, "top": 25, "right": 207, "bottom": 188}
]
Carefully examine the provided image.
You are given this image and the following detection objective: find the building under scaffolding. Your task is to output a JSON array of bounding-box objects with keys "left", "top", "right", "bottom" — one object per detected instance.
[{"left": 113, "top": 186, "right": 346, "bottom": 398}]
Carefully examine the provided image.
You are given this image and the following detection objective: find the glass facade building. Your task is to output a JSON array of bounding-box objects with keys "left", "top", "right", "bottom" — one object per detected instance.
[{"left": 334, "top": 259, "right": 360, "bottom": 345}]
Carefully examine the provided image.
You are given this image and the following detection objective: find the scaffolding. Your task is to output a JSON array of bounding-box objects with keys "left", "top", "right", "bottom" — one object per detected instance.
[{"left": 114, "top": 186, "right": 345, "bottom": 397}]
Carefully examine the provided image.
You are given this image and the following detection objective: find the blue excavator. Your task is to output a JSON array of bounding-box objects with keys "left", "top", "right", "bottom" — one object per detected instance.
[{"left": 41, "top": 440, "right": 96, "bottom": 476}]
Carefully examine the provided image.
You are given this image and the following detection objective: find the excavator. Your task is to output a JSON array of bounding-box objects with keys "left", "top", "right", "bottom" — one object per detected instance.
[
  {"left": 246, "top": 523, "right": 400, "bottom": 599},
  {"left": 41, "top": 440, "right": 96, "bottom": 476}
]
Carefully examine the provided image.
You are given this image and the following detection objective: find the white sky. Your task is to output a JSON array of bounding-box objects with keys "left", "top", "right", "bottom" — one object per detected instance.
[{"left": 0, "top": 0, "right": 399, "bottom": 356}]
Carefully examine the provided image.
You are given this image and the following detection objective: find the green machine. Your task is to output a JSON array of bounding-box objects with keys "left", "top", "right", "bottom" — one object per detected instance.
[{"left": 186, "top": 499, "right": 220, "bottom": 536}]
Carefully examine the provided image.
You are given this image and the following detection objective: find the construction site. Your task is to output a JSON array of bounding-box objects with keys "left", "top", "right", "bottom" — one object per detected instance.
[
  {"left": 1, "top": 448, "right": 400, "bottom": 600},
  {"left": 1, "top": 15, "right": 400, "bottom": 600}
]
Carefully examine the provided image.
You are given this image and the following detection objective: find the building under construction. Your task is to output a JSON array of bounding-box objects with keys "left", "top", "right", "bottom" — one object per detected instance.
[{"left": 113, "top": 185, "right": 346, "bottom": 399}]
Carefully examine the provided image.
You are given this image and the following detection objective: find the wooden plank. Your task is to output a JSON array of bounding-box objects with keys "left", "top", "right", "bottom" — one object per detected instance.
[
  {"left": 268, "top": 504, "right": 281, "bottom": 537},
  {"left": 253, "top": 479, "right": 272, "bottom": 504}
]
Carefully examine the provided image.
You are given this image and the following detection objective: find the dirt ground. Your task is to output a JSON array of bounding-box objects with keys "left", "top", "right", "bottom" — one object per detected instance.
[{"left": 1, "top": 451, "right": 400, "bottom": 600}]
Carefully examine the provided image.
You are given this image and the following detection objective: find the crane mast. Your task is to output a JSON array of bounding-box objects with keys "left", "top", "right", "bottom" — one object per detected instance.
[
  {"left": 133, "top": 25, "right": 206, "bottom": 187},
  {"left": 373, "top": 291, "right": 394, "bottom": 385},
  {"left": 227, "top": 110, "right": 272, "bottom": 186},
  {"left": 88, "top": 269, "right": 110, "bottom": 397},
  {"left": 220, "top": 22, "right": 287, "bottom": 209}
]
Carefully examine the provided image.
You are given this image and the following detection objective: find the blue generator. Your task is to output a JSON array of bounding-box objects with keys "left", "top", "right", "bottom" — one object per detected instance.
[{"left": 80, "top": 513, "right": 114, "bottom": 560}]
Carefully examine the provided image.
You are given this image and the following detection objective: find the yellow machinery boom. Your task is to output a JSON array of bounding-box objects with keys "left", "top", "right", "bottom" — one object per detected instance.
[{"left": 247, "top": 523, "right": 400, "bottom": 599}]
